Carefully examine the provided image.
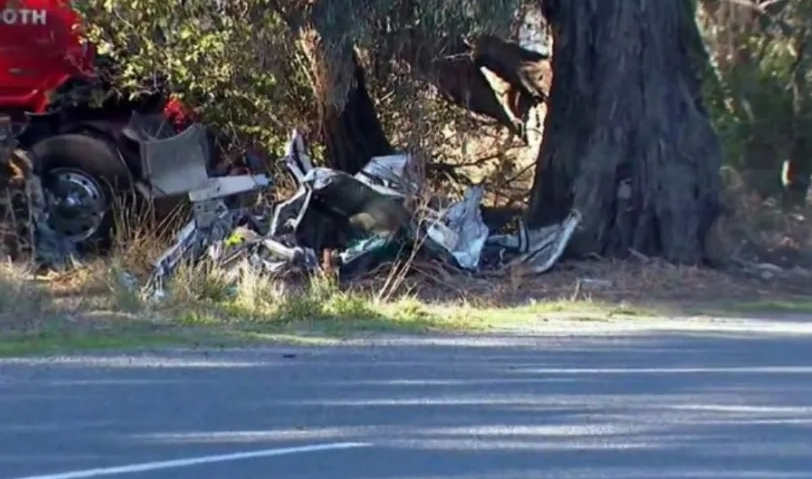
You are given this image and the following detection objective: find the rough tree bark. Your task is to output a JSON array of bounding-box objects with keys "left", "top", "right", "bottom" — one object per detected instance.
[
  {"left": 317, "top": 52, "right": 394, "bottom": 174},
  {"left": 300, "top": 31, "right": 394, "bottom": 174},
  {"left": 269, "top": 0, "right": 395, "bottom": 173},
  {"left": 527, "top": 0, "right": 722, "bottom": 264}
]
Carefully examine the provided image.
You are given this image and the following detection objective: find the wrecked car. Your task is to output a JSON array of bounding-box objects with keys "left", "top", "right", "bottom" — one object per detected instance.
[
  {"left": 140, "top": 129, "right": 582, "bottom": 299},
  {"left": 4, "top": 105, "right": 581, "bottom": 298}
]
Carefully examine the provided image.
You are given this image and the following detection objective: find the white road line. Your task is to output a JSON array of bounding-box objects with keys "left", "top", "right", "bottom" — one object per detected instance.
[{"left": 9, "top": 442, "right": 371, "bottom": 479}]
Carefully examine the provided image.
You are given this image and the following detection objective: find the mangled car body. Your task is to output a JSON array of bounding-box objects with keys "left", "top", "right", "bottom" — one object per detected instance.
[
  {"left": 3, "top": 108, "right": 581, "bottom": 298},
  {"left": 141, "top": 129, "right": 582, "bottom": 299}
]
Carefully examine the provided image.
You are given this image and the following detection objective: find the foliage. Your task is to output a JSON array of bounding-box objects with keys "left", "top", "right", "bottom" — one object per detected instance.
[
  {"left": 698, "top": 0, "right": 812, "bottom": 192},
  {"left": 73, "top": 0, "right": 527, "bottom": 156},
  {"left": 73, "top": 0, "right": 811, "bottom": 201},
  {"left": 73, "top": 1, "right": 311, "bottom": 153}
]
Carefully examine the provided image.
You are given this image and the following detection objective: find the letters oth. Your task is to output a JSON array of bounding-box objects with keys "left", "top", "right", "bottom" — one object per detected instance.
[{"left": 0, "top": 9, "right": 48, "bottom": 25}]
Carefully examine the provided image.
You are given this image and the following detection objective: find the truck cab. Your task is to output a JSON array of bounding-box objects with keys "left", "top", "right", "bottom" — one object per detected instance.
[
  {"left": 0, "top": 0, "right": 94, "bottom": 120},
  {"left": 1, "top": 0, "right": 264, "bottom": 253},
  {"left": 0, "top": 0, "right": 201, "bottom": 250}
]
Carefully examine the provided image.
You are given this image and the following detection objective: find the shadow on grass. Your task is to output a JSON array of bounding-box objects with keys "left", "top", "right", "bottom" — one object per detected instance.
[
  {"left": 0, "top": 328, "right": 181, "bottom": 357},
  {"left": 0, "top": 304, "right": 448, "bottom": 357},
  {"left": 0, "top": 278, "right": 464, "bottom": 356},
  {"left": 2, "top": 258, "right": 732, "bottom": 358},
  {"left": 169, "top": 290, "right": 466, "bottom": 336},
  {"left": 21, "top": 301, "right": 664, "bottom": 356},
  {"left": 681, "top": 296, "right": 812, "bottom": 318}
]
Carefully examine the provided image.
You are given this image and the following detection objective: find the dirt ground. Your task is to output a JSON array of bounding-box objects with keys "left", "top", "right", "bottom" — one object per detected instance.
[
  {"left": 351, "top": 175, "right": 812, "bottom": 314},
  {"left": 3, "top": 116, "right": 811, "bottom": 339},
  {"left": 353, "top": 255, "right": 809, "bottom": 310}
]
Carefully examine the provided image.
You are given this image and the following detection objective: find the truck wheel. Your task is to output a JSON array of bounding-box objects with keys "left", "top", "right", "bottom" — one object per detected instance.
[{"left": 31, "top": 134, "right": 133, "bottom": 253}]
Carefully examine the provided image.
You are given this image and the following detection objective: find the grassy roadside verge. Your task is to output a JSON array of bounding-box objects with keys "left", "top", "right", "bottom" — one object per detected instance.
[
  {"left": 7, "top": 292, "right": 812, "bottom": 357},
  {"left": 4, "top": 245, "right": 811, "bottom": 357},
  {"left": 0, "top": 299, "right": 654, "bottom": 357},
  {"left": 681, "top": 297, "right": 812, "bottom": 317},
  {"left": 1, "top": 258, "right": 666, "bottom": 356}
]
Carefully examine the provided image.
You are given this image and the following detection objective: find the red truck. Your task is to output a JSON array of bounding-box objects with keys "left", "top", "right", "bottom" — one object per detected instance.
[{"left": 0, "top": 0, "right": 251, "bottom": 251}]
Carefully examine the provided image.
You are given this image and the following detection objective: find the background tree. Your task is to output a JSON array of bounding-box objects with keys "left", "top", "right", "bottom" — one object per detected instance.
[
  {"left": 74, "top": 0, "right": 549, "bottom": 173},
  {"left": 697, "top": 0, "right": 812, "bottom": 208},
  {"left": 76, "top": 0, "right": 810, "bottom": 267},
  {"left": 527, "top": 0, "right": 723, "bottom": 264}
]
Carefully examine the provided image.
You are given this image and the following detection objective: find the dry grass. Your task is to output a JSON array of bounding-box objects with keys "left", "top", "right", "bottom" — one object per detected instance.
[
  {"left": 3, "top": 113, "right": 812, "bottom": 353},
  {"left": 1, "top": 201, "right": 810, "bottom": 355},
  {"left": 4, "top": 159, "right": 812, "bottom": 347},
  {"left": 0, "top": 260, "right": 52, "bottom": 332}
]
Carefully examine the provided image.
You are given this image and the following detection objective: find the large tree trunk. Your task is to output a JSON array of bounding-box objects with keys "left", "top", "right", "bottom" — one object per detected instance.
[
  {"left": 300, "top": 31, "right": 393, "bottom": 173},
  {"left": 320, "top": 52, "right": 393, "bottom": 174},
  {"left": 528, "top": 0, "right": 722, "bottom": 264}
]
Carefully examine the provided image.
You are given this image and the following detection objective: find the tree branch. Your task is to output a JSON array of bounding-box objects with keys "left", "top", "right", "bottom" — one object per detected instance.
[{"left": 394, "top": 30, "right": 551, "bottom": 141}]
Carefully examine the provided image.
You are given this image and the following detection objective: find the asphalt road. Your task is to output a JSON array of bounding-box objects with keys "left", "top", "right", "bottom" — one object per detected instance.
[{"left": 2, "top": 318, "right": 812, "bottom": 479}]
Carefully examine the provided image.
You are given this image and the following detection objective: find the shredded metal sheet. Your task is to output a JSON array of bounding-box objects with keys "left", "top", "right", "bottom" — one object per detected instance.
[{"left": 9, "top": 127, "right": 579, "bottom": 299}]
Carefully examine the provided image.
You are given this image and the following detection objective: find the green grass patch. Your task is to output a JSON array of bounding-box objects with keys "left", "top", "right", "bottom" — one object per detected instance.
[
  {"left": 464, "top": 299, "right": 657, "bottom": 324},
  {"left": 0, "top": 297, "right": 649, "bottom": 356},
  {"left": 0, "top": 330, "right": 183, "bottom": 357},
  {"left": 700, "top": 297, "right": 812, "bottom": 316},
  {"left": 0, "top": 259, "right": 665, "bottom": 356}
]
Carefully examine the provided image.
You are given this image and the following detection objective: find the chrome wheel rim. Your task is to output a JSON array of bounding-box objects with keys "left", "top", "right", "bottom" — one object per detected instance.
[{"left": 45, "top": 168, "right": 108, "bottom": 242}]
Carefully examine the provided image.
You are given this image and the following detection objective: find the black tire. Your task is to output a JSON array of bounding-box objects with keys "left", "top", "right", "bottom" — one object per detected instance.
[{"left": 31, "top": 134, "right": 133, "bottom": 253}]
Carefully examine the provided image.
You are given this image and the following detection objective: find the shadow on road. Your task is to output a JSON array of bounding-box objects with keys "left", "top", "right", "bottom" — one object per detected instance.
[{"left": 1, "top": 330, "right": 811, "bottom": 478}]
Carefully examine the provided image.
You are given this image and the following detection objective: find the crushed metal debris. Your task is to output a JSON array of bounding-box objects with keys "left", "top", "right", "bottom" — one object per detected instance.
[{"left": 2, "top": 116, "right": 581, "bottom": 302}]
